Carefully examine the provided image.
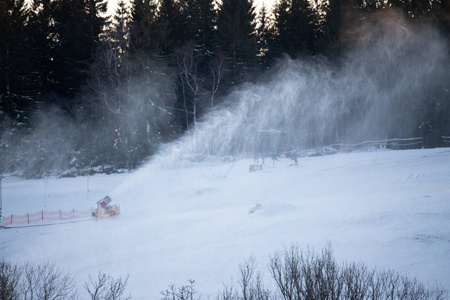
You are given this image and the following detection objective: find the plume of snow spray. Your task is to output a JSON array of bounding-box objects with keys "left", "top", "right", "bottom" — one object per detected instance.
[{"left": 151, "top": 10, "right": 449, "bottom": 168}]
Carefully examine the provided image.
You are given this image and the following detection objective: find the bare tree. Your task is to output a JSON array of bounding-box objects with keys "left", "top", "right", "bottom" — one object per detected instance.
[
  {"left": 239, "top": 257, "right": 256, "bottom": 300},
  {"left": 268, "top": 243, "right": 448, "bottom": 300},
  {"left": 341, "top": 262, "right": 372, "bottom": 300},
  {"left": 238, "top": 256, "right": 271, "bottom": 300},
  {"left": 209, "top": 52, "right": 226, "bottom": 108},
  {"left": 161, "top": 279, "right": 199, "bottom": 300},
  {"left": 23, "top": 262, "right": 40, "bottom": 299},
  {"left": 177, "top": 41, "right": 205, "bottom": 129},
  {"left": 216, "top": 281, "right": 238, "bottom": 300},
  {"left": 269, "top": 245, "right": 303, "bottom": 300},
  {"left": 269, "top": 243, "right": 345, "bottom": 300},
  {"left": 0, "top": 260, "right": 21, "bottom": 300},
  {"left": 23, "top": 262, "right": 78, "bottom": 300},
  {"left": 216, "top": 256, "right": 271, "bottom": 300},
  {"left": 84, "top": 272, "right": 131, "bottom": 300}
]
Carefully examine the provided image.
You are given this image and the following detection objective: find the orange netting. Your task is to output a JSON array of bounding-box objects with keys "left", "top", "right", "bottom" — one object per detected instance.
[{"left": 1, "top": 207, "right": 96, "bottom": 227}]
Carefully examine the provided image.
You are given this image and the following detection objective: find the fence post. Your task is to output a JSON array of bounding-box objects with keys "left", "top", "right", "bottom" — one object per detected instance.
[
  {"left": 27, "top": 213, "right": 30, "bottom": 224},
  {"left": 42, "top": 210, "right": 44, "bottom": 221},
  {"left": 72, "top": 209, "right": 75, "bottom": 219},
  {"left": 59, "top": 210, "right": 61, "bottom": 220},
  {"left": 11, "top": 214, "right": 13, "bottom": 225}
]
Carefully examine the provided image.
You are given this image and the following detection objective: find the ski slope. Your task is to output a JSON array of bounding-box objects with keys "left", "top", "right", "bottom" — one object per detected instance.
[{"left": 1, "top": 148, "right": 450, "bottom": 299}]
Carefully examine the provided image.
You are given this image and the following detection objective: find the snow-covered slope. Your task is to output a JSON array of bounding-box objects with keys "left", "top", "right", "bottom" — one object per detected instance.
[{"left": 1, "top": 148, "right": 449, "bottom": 299}]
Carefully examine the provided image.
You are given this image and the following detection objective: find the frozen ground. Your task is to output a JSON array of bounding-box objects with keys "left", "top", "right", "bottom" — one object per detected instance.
[{"left": 1, "top": 148, "right": 449, "bottom": 299}]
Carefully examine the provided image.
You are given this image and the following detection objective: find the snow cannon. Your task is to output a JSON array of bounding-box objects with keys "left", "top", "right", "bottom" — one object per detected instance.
[{"left": 94, "top": 196, "right": 120, "bottom": 219}]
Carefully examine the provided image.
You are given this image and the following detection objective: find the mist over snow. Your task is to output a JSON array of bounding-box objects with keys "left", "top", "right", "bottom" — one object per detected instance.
[{"left": 150, "top": 12, "right": 448, "bottom": 167}]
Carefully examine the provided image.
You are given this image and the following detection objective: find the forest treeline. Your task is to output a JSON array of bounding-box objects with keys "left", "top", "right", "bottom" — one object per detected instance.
[{"left": 0, "top": 0, "right": 449, "bottom": 177}]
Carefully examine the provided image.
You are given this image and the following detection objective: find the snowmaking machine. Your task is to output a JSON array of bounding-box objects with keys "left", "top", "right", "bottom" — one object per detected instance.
[{"left": 93, "top": 196, "right": 120, "bottom": 219}]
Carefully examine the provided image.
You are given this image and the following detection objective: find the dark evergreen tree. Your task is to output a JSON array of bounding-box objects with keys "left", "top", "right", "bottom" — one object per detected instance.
[
  {"left": 321, "top": 0, "right": 342, "bottom": 57},
  {"left": 51, "top": 0, "right": 106, "bottom": 103},
  {"left": 216, "top": 0, "right": 258, "bottom": 85},
  {"left": 155, "top": 0, "right": 185, "bottom": 56},
  {"left": 27, "top": 0, "right": 56, "bottom": 96},
  {"left": 183, "top": 0, "right": 216, "bottom": 53},
  {"left": 80, "top": 0, "right": 131, "bottom": 167},
  {"left": 435, "top": 0, "right": 449, "bottom": 40},
  {"left": 87, "top": 0, "right": 108, "bottom": 57},
  {"left": 172, "top": 0, "right": 217, "bottom": 129},
  {"left": 359, "top": 0, "right": 381, "bottom": 11},
  {"left": 86, "top": 0, "right": 178, "bottom": 168},
  {"left": 107, "top": 0, "right": 130, "bottom": 88},
  {"left": 271, "top": 0, "right": 290, "bottom": 57},
  {"left": 388, "top": 0, "right": 433, "bottom": 20},
  {"left": 0, "top": 0, "right": 37, "bottom": 126},
  {"left": 272, "top": 0, "right": 316, "bottom": 58},
  {"left": 433, "top": 0, "right": 450, "bottom": 135},
  {"left": 129, "top": 0, "right": 159, "bottom": 54},
  {"left": 256, "top": 3, "right": 275, "bottom": 69}
]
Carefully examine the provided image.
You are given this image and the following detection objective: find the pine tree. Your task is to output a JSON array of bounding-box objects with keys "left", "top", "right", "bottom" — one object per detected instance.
[
  {"left": 109, "top": 0, "right": 130, "bottom": 87},
  {"left": 51, "top": 0, "right": 106, "bottom": 101},
  {"left": 434, "top": 0, "right": 449, "bottom": 39},
  {"left": 85, "top": 0, "right": 130, "bottom": 121},
  {"left": 172, "top": 0, "right": 217, "bottom": 129},
  {"left": 216, "top": 0, "right": 258, "bottom": 85},
  {"left": 155, "top": 0, "right": 185, "bottom": 56},
  {"left": 388, "top": 0, "right": 432, "bottom": 20},
  {"left": 95, "top": 0, "right": 179, "bottom": 168},
  {"left": 273, "top": 0, "right": 316, "bottom": 58},
  {"left": 87, "top": 0, "right": 108, "bottom": 57},
  {"left": 256, "top": 3, "right": 275, "bottom": 69},
  {"left": 321, "top": 0, "right": 342, "bottom": 57},
  {"left": 183, "top": 0, "right": 216, "bottom": 54},
  {"left": 0, "top": 0, "right": 37, "bottom": 125},
  {"left": 129, "top": 0, "right": 158, "bottom": 54},
  {"left": 271, "top": 0, "right": 290, "bottom": 57},
  {"left": 27, "top": 0, "right": 56, "bottom": 96}
]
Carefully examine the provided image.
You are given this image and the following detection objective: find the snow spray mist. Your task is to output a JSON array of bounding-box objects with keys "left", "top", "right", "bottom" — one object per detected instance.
[{"left": 152, "top": 10, "right": 449, "bottom": 167}]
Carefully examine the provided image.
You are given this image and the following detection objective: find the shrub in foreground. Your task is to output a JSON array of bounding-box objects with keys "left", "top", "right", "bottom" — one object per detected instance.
[
  {"left": 1, "top": 243, "right": 447, "bottom": 300},
  {"left": 0, "top": 260, "right": 130, "bottom": 300},
  {"left": 266, "top": 244, "right": 447, "bottom": 300},
  {"left": 164, "top": 244, "right": 448, "bottom": 300}
]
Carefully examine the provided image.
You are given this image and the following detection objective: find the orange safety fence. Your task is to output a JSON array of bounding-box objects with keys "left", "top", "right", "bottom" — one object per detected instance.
[{"left": 1, "top": 207, "right": 95, "bottom": 227}]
